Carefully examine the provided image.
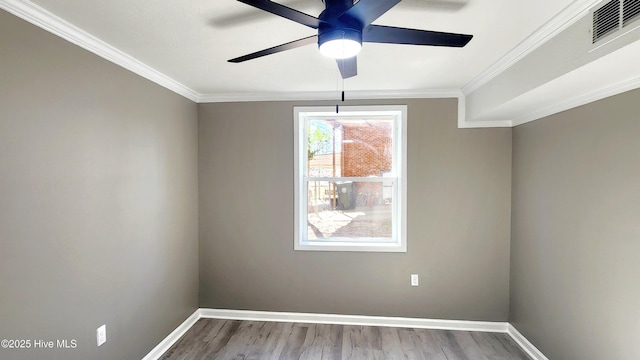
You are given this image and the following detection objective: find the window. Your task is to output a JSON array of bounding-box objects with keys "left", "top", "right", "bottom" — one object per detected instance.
[{"left": 294, "top": 105, "right": 407, "bottom": 252}]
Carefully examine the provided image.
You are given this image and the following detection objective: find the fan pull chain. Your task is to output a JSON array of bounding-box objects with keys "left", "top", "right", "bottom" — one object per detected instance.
[
  {"left": 336, "top": 62, "right": 346, "bottom": 113},
  {"left": 336, "top": 90, "right": 345, "bottom": 113},
  {"left": 335, "top": 29, "right": 349, "bottom": 114},
  {"left": 336, "top": 62, "right": 340, "bottom": 113}
]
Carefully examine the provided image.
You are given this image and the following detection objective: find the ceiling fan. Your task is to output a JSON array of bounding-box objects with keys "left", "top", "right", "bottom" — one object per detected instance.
[{"left": 228, "top": 0, "right": 473, "bottom": 79}]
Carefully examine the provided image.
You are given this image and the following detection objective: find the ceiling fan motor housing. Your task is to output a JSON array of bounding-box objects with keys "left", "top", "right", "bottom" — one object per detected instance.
[
  {"left": 322, "top": 0, "right": 359, "bottom": 17},
  {"left": 318, "top": 25, "right": 363, "bottom": 49},
  {"left": 318, "top": 0, "right": 363, "bottom": 50}
]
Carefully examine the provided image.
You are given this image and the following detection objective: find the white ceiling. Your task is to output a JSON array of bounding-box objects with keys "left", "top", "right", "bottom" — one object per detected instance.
[{"left": 25, "top": 0, "right": 575, "bottom": 96}]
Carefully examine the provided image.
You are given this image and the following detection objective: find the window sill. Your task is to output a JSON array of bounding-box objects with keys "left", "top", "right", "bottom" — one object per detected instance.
[{"left": 295, "top": 241, "right": 407, "bottom": 253}]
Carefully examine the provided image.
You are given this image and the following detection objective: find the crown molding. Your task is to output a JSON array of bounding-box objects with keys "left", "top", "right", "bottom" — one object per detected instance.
[
  {"left": 462, "top": 0, "right": 602, "bottom": 95},
  {"left": 0, "top": 0, "right": 200, "bottom": 102},
  {"left": 456, "top": 95, "right": 513, "bottom": 128},
  {"left": 198, "top": 90, "right": 514, "bottom": 128},
  {"left": 459, "top": 119, "right": 514, "bottom": 128},
  {"left": 197, "top": 89, "right": 463, "bottom": 103},
  {"left": 511, "top": 74, "right": 640, "bottom": 127}
]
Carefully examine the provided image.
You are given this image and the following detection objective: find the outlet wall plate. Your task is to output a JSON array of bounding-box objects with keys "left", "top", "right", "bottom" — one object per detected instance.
[
  {"left": 411, "top": 274, "right": 419, "bottom": 286},
  {"left": 97, "top": 324, "right": 107, "bottom": 347}
]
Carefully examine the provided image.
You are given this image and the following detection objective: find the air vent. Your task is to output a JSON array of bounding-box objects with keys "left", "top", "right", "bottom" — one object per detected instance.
[
  {"left": 592, "top": 0, "right": 640, "bottom": 43},
  {"left": 623, "top": 0, "right": 640, "bottom": 25},
  {"left": 593, "top": 0, "right": 620, "bottom": 43}
]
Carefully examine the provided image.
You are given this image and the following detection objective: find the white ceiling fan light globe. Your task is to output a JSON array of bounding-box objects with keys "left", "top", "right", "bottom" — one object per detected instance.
[{"left": 319, "top": 38, "right": 362, "bottom": 59}]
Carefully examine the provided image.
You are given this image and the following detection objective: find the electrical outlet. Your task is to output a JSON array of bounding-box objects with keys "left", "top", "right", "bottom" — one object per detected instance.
[
  {"left": 411, "top": 274, "right": 419, "bottom": 286},
  {"left": 97, "top": 325, "right": 107, "bottom": 347}
]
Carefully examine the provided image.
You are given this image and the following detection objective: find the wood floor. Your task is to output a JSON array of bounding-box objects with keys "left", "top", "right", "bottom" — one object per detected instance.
[{"left": 160, "top": 319, "right": 532, "bottom": 360}]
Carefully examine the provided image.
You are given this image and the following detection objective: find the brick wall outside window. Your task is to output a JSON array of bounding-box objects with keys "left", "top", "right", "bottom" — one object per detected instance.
[{"left": 342, "top": 122, "right": 392, "bottom": 206}]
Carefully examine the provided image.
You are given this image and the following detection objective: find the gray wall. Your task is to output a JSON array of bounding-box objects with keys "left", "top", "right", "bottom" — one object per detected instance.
[
  {"left": 198, "top": 99, "right": 512, "bottom": 321},
  {"left": 510, "top": 88, "right": 640, "bottom": 359},
  {"left": 0, "top": 10, "right": 199, "bottom": 360}
]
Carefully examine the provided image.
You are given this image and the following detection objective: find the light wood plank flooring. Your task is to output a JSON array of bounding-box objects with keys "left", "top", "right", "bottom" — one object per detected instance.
[{"left": 160, "top": 319, "right": 532, "bottom": 360}]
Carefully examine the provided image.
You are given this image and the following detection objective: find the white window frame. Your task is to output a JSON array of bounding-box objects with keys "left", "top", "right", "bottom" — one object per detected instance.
[{"left": 294, "top": 105, "right": 407, "bottom": 252}]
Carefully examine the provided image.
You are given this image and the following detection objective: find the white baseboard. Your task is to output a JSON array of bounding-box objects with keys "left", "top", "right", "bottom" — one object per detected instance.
[
  {"left": 199, "top": 308, "right": 508, "bottom": 333},
  {"left": 507, "top": 324, "right": 550, "bottom": 360},
  {"left": 142, "top": 309, "right": 549, "bottom": 360},
  {"left": 141, "top": 309, "right": 200, "bottom": 360}
]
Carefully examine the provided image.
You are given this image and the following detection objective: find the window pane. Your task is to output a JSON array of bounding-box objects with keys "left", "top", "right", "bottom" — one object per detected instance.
[
  {"left": 307, "top": 181, "right": 394, "bottom": 241},
  {"left": 307, "top": 118, "right": 394, "bottom": 177},
  {"left": 342, "top": 119, "right": 393, "bottom": 178},
  {"left": 307, "top": 119, "right": 340, "bottom": 177}
]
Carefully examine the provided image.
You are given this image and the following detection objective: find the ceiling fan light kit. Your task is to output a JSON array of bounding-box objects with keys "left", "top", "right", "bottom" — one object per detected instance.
[
  {"left": 318, "top": 28, "right": 362, "bottom": 59},
  {"left": 230, "top": 0, "right": 473, "bottom": 78}
]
